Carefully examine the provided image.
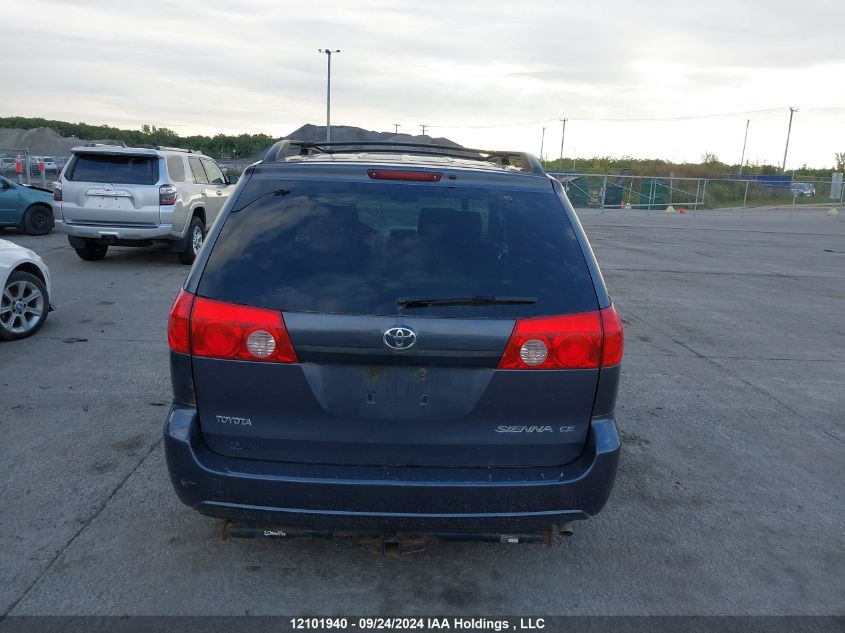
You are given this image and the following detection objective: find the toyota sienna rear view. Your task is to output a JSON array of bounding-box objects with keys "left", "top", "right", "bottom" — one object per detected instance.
[{"left": 164, "top": 141, "right": 623, "bottom": 548}]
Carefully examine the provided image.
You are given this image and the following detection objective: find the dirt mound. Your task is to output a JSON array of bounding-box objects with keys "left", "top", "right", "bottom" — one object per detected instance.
[
  {"left": 250, "top": 124, "right": 460, "bottom": 162},
  {"left": 0, "top": 127, "right": 118, "bottom": 157}
]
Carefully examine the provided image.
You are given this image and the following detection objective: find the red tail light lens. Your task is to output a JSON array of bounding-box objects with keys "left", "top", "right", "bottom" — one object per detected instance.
[
  {"left": 167, "top": 291, "right": 298, "bottom": 363},
  {"left": 167, "top": 289, "right": 194, "bottom": 354},
  {"left": 498, "top": 307, "right": 624, "bottom": 370},
  {"left": 53, "top": 187, "right": 62, "bottom": 202},
  {"left": 159, "top": 184, "right": 178, "bottom": 206},
  {"left": 600, "top": 305, "right": 624, "bottom": 366},
  {"left": 190, "top": 296, "right": 297, "bottom": 363},
  {"left": 367, "top": 169, "right": 442, "bottom": 182}
]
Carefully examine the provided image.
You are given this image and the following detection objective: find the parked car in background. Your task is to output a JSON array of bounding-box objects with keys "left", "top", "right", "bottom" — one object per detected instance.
[
  {"left": 54, "top": 145, "right": 235, "bottom": 263},
  {"left": 2, "top": 156, "right": 46, "bottom": 176},
  {"left": 26, "top": 156, "right": 45, "bottom": 175},
  {"left": 790, "top": 182, "right": 815, "bottom": 197},
  {"left": 41, "top": 157, "right": 59, "bottom": 175},
  {"left": 0, "top": 238, "right": 52, "bottom": 340},
  {"left": 165, "top": 140, "right": 623, "bottom": 545},
  {"left": 0, "top": 175, "right": 55, "bottom": 235}
]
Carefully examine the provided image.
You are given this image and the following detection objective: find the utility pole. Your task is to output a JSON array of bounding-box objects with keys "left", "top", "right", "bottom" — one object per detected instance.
[
  {"left": 393, "top": 123, "right": 400, "bottom": 134},
  {"left": 559, "top": 117, "right": 567, "bottom": 162},
  {"left": 739, "top": 119, "right": 749, "bottom": 175},
  {"left": 318, "top": 48, "right": 341, "bottom": 143},
  {"left": 420, "top": 124, "right": 428, "bottom": 136},
  {"left": 540, "top": 127, "right": 546, "bottom": 164},
  {"left": 782, "top": 107, "right": 796, "bottom": 172}
]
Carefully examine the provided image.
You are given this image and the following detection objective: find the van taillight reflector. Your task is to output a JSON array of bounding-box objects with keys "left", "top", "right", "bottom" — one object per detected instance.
[
  {"left": 53, "top": 188, "right": 62, "bottom": 202},
  {"left": 167, "top": 290, "right": 297, "bottom": 363},
  {"left": 498, "top": 306, "right": 623, "bottom": 370},
  {"left": 367, "top": 169, "right": 442, "bottom": 182}
]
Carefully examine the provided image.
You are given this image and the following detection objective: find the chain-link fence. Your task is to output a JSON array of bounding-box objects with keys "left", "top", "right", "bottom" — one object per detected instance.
[
  {"left": 549, "top": 172, "right": 845, "bottom": 212},
  {"left": 0, "top": 147, "right": 66, "bottom": 188}
]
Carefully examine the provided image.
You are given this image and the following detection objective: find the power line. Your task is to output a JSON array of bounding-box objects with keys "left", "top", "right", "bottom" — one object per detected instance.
[{"left": 424, "top": 106, "right": 844, "bottom": 130}]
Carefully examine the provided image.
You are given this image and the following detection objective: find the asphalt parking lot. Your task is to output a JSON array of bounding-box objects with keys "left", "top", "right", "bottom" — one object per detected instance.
[{"left": 0, "top": 207, "right": 843, "bottom": 616}]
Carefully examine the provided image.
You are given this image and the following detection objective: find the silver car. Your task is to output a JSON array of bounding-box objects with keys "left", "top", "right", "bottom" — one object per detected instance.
[{"left": 53, "top": 145, "right": 235, "bottom": 263}]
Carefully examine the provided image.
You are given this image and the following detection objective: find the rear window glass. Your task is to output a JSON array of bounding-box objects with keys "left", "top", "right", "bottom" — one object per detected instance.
[
  {"left": 197, "top": 179, "right": 597, "bottom": 318},
  {"left": 66, "top": 154, "right": 158, "bottom": 185},
  {"left": 166, "top": 156, "right": 186, "bottom": 183}
]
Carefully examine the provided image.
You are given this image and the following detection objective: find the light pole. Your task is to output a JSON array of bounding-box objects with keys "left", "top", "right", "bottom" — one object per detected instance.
[
  {"left": 318, "top": 48, "right": 340, "bottom": 143},
  {"left": 420, "top": 124, "right": 428, "bottom": 136},
  {"left": 540, "top": 127, "right": 546, "bottom": 164},
  {"left": 393, "top": 123, "right": 400, "bottom": 134},
  {"left": 559, "top": 117, "right": 567, "bottom": 162},
  {"left": 739, "top": 119, "right": 749, "bottom": 175},
  {"left": 782, "top": 107, "right": 796, "bottom": 172}
]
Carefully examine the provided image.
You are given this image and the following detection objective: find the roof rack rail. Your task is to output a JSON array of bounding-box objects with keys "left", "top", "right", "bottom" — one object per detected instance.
[
  {"left": 262, "top": 140, "right": 546, "bottom": 176},
  {"left": 155, "top": 146, "right": 201, "bottom": 154},
  {"left": 82, "top": 142, "right": 127, "bottom": 148}
]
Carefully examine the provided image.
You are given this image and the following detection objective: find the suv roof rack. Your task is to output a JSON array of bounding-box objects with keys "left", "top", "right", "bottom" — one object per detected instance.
[
  {"left": 262, "top": 140, "right": 546, "bottom": 176},
  {"left": 82, "top": 142, "right": 127, "bottom": 148},
  {"left": 155, "top": 146, "right": 202, "bottom": 154}
]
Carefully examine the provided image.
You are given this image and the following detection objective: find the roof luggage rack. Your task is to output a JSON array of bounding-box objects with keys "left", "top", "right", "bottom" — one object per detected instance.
[
  {"left": 82, "top": 142, "right": 127, "bottom": 148},
  {"left": 262, "top": 140, "right": 546, "bottom": 176},
  {"left": 155, "top": 146, "right": 202, "bottom": 154}
]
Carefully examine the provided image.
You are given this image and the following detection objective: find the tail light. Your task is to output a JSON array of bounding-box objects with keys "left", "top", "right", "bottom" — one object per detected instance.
[
  {"left": 599, "top": 305, "right": 624, "bottom": 366},
  {"left": 167, "top": 290, "right": 193, "bottom": 353},
  {"left": 159, "top": 184, "right": 178, "bottom": 206},
  {"left": 167, "top": 290, "right": 297, "bottom": 363},
  {"left": 53, "top": 185, "right": 62, "bottom": 202},
  {"left": 498, "top": 306, "right": 623, "bottom": 370}
]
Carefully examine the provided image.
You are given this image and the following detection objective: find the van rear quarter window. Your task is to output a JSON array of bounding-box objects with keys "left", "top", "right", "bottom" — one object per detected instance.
[
  {"left": 66, "top": 153, "right": 158, "bottom": 185},
  {"left": 197, "top": 179, "right": 598, "bottom": 318}
]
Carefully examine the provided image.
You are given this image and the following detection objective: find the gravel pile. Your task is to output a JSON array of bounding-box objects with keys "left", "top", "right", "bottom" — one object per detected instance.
[{"left": 0, "top": 127, "right": 118, "bottom": 157}]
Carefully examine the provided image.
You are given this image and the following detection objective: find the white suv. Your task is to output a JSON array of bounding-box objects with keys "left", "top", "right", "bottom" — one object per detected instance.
[{"left": 53, "top": 145, "right": 235, "bottom": 263}]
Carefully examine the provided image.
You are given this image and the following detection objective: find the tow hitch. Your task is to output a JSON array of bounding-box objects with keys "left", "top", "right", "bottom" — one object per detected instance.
[{"left": 222, "top": 521, "right": 558, "bottom": 556}]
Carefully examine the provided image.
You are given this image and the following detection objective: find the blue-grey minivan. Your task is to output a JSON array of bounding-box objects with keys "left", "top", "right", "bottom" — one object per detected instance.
[{"left": 165, "top": 141, "right": 623, "bottom": 546}]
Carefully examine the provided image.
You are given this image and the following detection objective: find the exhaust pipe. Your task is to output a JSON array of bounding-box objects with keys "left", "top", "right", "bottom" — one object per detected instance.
[{"left": 558, "top": 522, "right": 574, "bottom": 537}]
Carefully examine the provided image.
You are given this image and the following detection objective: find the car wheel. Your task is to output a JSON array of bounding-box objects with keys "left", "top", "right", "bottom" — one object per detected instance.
[
  {"left": 73, "top": 239, "right": 109, "bottom": 261},
  {"left": 0, "top": 270, "right": 49, "bottom": 340},
  {"left": 178, "top": 216, "right": 205, "bottom": 265},
  {"left": 22, "top": 204, "right": 54, "bottom": 236}
]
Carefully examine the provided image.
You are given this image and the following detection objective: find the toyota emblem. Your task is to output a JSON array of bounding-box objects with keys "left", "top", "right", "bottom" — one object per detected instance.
[{"left": 383, "top": 327, "right": 417, "bottom": 351}]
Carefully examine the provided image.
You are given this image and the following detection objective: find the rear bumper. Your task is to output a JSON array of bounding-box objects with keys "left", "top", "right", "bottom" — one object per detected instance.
[
  {"left": 163, "top": 406, "right": 621, "bottom": 532},
  {"left": 56, "top": 220, "right": 177, "bottom": 241}
]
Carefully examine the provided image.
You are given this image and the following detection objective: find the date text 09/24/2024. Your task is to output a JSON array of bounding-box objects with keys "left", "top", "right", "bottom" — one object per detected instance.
[{"left": 290, "top": 617, "right": 547, "bottom": 631}]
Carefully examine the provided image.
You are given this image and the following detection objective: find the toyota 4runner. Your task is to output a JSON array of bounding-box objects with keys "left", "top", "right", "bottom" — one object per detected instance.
[{"left": 53, "top": 145, "right": 235, "bottom": 263}]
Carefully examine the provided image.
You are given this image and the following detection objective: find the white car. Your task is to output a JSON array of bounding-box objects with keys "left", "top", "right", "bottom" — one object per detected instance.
[{"left": 0, "top": 239, "right": 52, "bottom": 340}]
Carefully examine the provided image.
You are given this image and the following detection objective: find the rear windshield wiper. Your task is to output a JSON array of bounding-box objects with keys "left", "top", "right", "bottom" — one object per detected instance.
[{"left": 396, "top": 295, "right": 537, "bottom": 309}]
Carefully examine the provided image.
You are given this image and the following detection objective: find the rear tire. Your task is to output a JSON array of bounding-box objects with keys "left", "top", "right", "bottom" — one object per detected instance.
[
  {"left": 22, "top": 205, "right": 54, "bottom": 236},
  {"left": 73, "top": 239, "right": 108, "bottom": 261},
  {"left": 0, "top": 271, "right": 49, "bottom": 340},
  {"left": 178, "top": 216, "right": 205, "bottom": 265}
]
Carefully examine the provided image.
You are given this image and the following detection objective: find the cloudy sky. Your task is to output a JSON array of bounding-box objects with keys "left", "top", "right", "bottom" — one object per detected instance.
[{"left": 3, "top": 0, "right": 844, "bottom": 167}]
